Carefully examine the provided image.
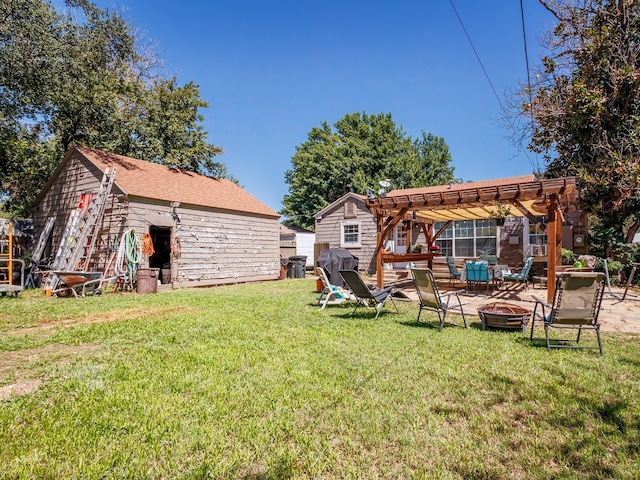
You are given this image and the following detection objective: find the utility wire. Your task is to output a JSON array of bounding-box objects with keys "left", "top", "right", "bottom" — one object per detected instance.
[
  {"left": 520, "top": 0, "right": 541, "bottom": 171},
  {"left": 520, "top": 0, "right": 533, "bottom": 103},
  {"left": 448, "top": 0, "right": 503, "bottom": 109},
  {"left": 448, "top": 0, "right": 536, "bottom": 168}
]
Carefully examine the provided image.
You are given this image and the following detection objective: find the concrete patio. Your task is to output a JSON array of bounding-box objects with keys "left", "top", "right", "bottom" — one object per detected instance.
[{"left": 383, "top": 271, "right": 640, "bottom": 334}]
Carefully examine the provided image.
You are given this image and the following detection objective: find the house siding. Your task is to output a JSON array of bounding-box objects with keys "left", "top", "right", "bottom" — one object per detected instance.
[{"left": 315, "top": 195, "right": 377, "bottom": 273}]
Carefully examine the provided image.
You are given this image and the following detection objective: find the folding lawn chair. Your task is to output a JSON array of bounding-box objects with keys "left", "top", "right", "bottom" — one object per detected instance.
[
  {"left": 316, "top": 266, "right": 355, "bottom": 310},
  {"left": 530, "top": 272, "right": 605, "bottom": 355},
  {"left": 411, "top": 268, "right": 467, "bottom": 331},
  {"left": 338, "top": 270, "right": 399, "bottom": 320}
]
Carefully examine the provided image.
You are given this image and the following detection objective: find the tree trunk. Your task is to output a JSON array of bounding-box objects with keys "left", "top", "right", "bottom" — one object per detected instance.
[{"left": 625, "top": 217, "right": 640, "bottom": 244}]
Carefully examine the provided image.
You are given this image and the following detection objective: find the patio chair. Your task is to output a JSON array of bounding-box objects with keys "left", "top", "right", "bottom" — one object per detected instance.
[
  {"left": 316, "top": 267, "right": 354, "bottom": 310},
  {"left": 446, "top": 256, "right": 461, "bottom": 286},
  {"left": 529, "top": 272, "right": 605, "bottom": 355},
  {"left": 465, "top": 260, "right": 492, "bottom": 294},
  {"left": 411, "top": 268, "right": 466, "bottom": 331},
  {"left": 339, "top": 270, "right": 399, "bottom": 320},
  {"left": 502, "top": 256, "right": 534, "bottom": 290}
]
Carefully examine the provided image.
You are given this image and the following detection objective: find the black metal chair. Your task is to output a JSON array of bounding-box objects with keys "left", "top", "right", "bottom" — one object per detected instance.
[{"left": 338, "top": 270, "right": 399, "bottom": 319}]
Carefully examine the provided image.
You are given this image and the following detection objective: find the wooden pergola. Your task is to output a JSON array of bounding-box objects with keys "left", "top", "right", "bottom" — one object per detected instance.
[{"left": 365, "top": 175, "right": 578, "bottom": 302}]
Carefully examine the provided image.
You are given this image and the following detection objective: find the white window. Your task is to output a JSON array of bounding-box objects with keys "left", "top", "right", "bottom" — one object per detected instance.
[
  {"left": 434, "top": 220, "right": 497, "bottom": 257},
  {"left": 527, "top": 217, "right": 548, "bottom": 256},
  {"left": 396, "top": 223, "right": 407, "bottom": 248},
  {"left": 340, "top": 221, "right": 361, "bottom": 248}
]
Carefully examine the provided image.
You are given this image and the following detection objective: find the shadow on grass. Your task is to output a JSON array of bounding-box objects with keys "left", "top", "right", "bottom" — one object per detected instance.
[{"left": 395, "top": 317, "right": 472, "bottom": 330}]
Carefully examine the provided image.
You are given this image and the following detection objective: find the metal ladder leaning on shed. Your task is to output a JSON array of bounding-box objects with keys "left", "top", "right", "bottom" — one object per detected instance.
[{"left": 42, "top": 168, "right": 117, "bottom": 294}]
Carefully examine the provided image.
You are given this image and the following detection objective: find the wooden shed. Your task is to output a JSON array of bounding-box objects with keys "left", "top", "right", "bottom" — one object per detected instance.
[{"left": 32, "top": 145, "right": 281, "bottom": 288}]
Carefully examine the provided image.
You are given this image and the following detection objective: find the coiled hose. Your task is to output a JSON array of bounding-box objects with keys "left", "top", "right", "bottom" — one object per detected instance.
[{"left": 115, "top": 229, "right": 141, "bottom": 289}]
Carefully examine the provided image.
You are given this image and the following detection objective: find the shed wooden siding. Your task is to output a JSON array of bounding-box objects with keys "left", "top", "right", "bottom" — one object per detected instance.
[
  {"left": 31, "top": 152, "right": 121, "bottom": 270},
  {"left": 122, "top": 199, "right": 279, "bottom": 287},
  {"left": 174, "top": 207, "right": 278, "bottom": 287},
  {"left": 315, "top": 196, "right": 377, "bottom": 273}
]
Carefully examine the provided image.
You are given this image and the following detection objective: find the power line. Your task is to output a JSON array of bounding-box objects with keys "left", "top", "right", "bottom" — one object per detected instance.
[
  {"left": 448, "top": 0, "right": 503, "bottom": 110},
  {"left": 448, "top": 0, "right": 536, "bottom": 168},
  {"left": 520, "top": 0, "right": 533, "bottom": 101}
]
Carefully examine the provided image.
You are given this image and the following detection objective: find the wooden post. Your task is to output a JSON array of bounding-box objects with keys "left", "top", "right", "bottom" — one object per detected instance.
[
  {"left": 546, "top": 195, "right": 562, "bottom": 302},
  {"left": 376, "top": 214, "right": 384, "bottom": 288}
]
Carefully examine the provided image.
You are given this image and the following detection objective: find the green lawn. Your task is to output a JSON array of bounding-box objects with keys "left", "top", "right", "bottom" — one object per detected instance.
[{"left": 1, "top": 279, "right": 639, "bottom": 479}]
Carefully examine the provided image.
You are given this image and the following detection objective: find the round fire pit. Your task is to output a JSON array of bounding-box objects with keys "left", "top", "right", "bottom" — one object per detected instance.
[{"left": 477, "top": 302, "right": 532, "bottom": 332}]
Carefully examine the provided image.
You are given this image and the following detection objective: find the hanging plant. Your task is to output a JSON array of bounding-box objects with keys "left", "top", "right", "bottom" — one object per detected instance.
[{"left": 489, "top": 204, "right": 512, "bottom": 226}]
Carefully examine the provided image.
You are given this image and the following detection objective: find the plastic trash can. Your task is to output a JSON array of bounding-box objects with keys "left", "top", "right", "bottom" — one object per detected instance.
[{"left": 289, "top": 255, "right": 307, "bottom": 278}]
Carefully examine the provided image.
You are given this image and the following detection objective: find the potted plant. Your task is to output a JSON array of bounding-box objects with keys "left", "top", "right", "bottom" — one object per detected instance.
[
  {"left": 410, "top": 243, "right": 424, "bottom": 253},
  {"left": 489, "top": 204, "right": 512, "bottom": 226}
]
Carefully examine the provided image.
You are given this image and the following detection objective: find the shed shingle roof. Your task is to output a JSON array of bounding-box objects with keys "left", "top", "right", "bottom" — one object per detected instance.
[{"left": 75, "top": 146, "right": 279, "bottom": 218}]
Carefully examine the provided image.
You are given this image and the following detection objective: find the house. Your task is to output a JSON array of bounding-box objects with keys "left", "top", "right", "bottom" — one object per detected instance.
[
  {"left": 279, "top": 224, "right": 315, "bottom": 267},
  {"left": 313, "top": 193, "right": 378, "bottom": 273},
  {"left": 31, "top": 145, "right": 281, "bottom": 288}
]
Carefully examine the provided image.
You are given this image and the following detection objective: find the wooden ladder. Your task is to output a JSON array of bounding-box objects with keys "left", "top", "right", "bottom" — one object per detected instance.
[{"left": 43, "top": 168, "right": 117, "bottom": 293}]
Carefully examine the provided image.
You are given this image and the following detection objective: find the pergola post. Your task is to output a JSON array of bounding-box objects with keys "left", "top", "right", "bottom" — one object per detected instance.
[
  {"left": 376, "top": 213, "right": 384, "bottom": 288},
  {"left": 546, "top": 194, "right": 563, "bottom": 302}
]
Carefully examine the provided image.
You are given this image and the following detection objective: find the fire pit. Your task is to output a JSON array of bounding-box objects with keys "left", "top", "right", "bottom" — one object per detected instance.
[{"left": 477, "top": 302, "right": 532, "bottom": 332}]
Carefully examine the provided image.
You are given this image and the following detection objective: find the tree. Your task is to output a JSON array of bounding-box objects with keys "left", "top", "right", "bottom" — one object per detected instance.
[
  {"left": 0, "top": 0, "right": 228, "bottom": 217},
  {"left": 281, "top": 112, "right": 457, "bottom": 230},
  {"left": 521, "top": 0, "right": 640, "bottom": 244},
  {"left": 126, "top": 78, "right": 226, "bottom": 177}
]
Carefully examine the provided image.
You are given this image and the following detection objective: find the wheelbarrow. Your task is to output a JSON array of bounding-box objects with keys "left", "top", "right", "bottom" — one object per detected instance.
[{"left": 46, "top": 271, "right": 113, "bottom": 298}]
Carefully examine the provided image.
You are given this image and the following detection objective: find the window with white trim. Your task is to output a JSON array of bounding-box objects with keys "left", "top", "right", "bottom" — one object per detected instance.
[
  {"left": 528, "top": 217, "right": 548, "bottom": 256},
  {"left": 434, "top": 220, "right": 497, "bottom": 257},
  {"left": 340, "top": 221, "right": 361, "bottom": 248}
]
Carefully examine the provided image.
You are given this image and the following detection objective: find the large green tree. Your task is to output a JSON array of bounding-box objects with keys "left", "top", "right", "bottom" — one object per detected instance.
[
  {"left": 282, "top": 112, "right": 457, "bottom": 230},
  {"left": 0, "top": 0, "right": 227, "bottom": 217},
  {"left": 523, "top": 0, "right": 640, "bottom": 243}
]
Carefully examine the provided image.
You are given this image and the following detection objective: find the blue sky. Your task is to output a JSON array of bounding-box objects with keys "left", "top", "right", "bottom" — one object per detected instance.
[{"left": 94, "top": 0, "right": 556, "bottom": 213}]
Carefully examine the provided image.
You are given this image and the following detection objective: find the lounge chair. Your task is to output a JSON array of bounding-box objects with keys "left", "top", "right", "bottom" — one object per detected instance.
[
  {"left": 411, "top": 268, "right": 466, "bottom": 331},
  {"left": 446, "top": 256, "right": 461, "bottom": 286},
  {"left": 339, "top": 270, "right": 399, "bottom": 319},
  {"left": 316, "top": 267, "right": 354, "bottom": 310},
  {"left": 502, "top": 257, "right": 534, "bottom": 290},
  {"left": 530, "top": 272, "right": 605, "bottom": 355}
]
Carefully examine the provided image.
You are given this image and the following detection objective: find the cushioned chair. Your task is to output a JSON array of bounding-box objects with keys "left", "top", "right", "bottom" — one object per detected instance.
[
  {"left": 446, "top": 256, "right": 461, "bottom": 286},
  {"left": 502, "top": 256, "right": 534, "bottom": 290},
  {"left": 465, "top": 260, "right": 492, "bottom": 294},
  {"left": 530, "top": 272, "right": 605, "bottom": 355},
  {"left": 316, "top": 267, "right": 355, "bottom": 310},
  {"left": 411, "top": 268, "right": 466, "bottom": 331},
  {"left": 339, "top": 270, "right": 399, "bottom": 319}
]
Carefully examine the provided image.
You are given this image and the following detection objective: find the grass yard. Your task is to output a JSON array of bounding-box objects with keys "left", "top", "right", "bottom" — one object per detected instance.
[{"left": 1, "top": 279, "right": 639, "bottom": 479}]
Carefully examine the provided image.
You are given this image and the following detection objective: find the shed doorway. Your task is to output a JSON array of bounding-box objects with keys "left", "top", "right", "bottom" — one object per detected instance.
[{"left": 149, "top": 226, "right": 172, "bottom": 284}]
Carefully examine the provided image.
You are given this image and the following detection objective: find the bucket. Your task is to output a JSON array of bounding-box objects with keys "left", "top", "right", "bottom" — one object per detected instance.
[
  {"left": 137, "top": 268, "right": 159, "bottom": 294},
  {"left": 160, "top": 268, "right": 171, "bottom": 284}
]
